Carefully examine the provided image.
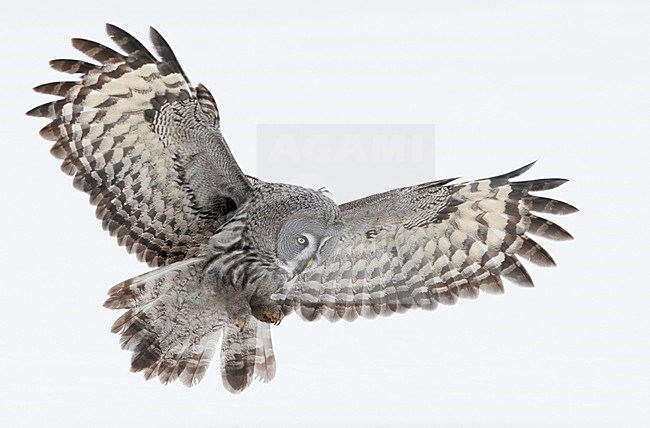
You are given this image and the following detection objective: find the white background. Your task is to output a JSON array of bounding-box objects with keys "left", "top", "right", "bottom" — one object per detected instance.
[{"left": 2, "top": 1, "right": 649, "bottom": 427}]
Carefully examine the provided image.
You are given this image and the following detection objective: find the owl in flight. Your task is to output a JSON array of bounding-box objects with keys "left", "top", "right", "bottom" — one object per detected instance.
[{"left": 28, "top": 24, "right": 577, "bottom": 393}]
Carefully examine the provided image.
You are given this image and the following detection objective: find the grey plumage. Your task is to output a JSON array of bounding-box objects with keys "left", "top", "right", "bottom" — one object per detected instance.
[
  {"left": 275, "top": 163, "right": 577, "bottom": 322},
  {"left": 28, "top": 24, "right": 577, "bottom": 393},
  {"left": 29, "top": 24, "right": 250, "bottom": 267}
]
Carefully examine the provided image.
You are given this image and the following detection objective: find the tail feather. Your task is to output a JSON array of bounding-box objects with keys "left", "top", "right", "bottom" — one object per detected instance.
[
  {"left": 254, "top": 323, "right": 277, "bottom": 383},
  {"left": 105, "top": 257, "right": 277, "bottom": 391},
  {"left": 220, "top": 322, "right": 257, "bottom": 394},
  {"left": 104, "top": 257, "right": 203, "bottom": 309},
  {"left": 105, "top": 258, "right": 226, "bottom": 387},
  {"left": 177, "top": 331, "right": 222, "bottom": 387},
  {"left": 154, "top": 329, "right": 223, "bottom": 386},
  {"left": 218, "top": 318, "right": 277, "bottom": 393}
]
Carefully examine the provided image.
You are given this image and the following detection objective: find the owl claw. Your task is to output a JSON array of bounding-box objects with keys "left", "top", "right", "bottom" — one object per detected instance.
[{"left": 261, "top": 310, "right": 283, "bottom": 325}]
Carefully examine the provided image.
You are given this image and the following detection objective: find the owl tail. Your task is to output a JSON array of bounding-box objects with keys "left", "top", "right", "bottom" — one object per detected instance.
[
  {"left": 220, "top": 318, "right": 276, "bottom": 393},
  {"left": 104, "top": 258, "right": 276, "bottom": 391}
]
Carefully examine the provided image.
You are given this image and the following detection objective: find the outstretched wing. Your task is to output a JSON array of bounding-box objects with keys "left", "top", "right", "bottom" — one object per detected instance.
[
  {"left": 28, "top": 24, "right": 251, "bottom": 267},
  {"left": 278, "top": 162, "right": 577, "bottom": 321}
]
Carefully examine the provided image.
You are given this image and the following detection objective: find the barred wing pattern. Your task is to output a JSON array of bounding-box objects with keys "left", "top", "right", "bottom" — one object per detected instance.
[
  {"left": 279, "top": 163, "right": 577, "bottom": 321},
  {"left": 27, "top": 24, "right": 251, "bottom": 267}
]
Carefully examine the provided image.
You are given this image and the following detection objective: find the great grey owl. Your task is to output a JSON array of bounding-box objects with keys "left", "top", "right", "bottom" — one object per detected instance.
[{"left": 28, "top": 24, "right": 577, "bottom": 393}]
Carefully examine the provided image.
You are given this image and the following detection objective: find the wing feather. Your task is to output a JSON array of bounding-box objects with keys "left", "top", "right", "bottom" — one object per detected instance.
[
  {"left": 28, "top": 24, "right": 252, "bottom": 267},
  {"left": 280, "top": 163, "right": 577, "bottom": 321}
]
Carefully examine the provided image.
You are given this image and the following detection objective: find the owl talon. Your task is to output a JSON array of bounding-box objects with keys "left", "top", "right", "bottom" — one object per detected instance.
[{"left": 261, "top": 310, "right": 283, "bottom": 324}]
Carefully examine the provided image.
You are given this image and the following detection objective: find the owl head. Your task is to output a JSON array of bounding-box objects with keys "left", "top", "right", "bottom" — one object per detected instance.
[
  {"left": 246, "top": 183, "right": 342, "bottom": 277},
  {"left": 275, "top": 212, "right": 341, "bottom": 275}
]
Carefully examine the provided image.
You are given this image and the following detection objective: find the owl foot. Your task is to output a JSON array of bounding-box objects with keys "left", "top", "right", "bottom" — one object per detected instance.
[{"left": 260, "top": 309, "right": 283, "bottom": 325}]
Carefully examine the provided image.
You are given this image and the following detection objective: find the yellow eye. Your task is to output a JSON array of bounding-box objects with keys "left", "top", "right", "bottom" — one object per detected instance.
[{"left": 296, "top": 235, "right": 308, "bottom": 246}]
